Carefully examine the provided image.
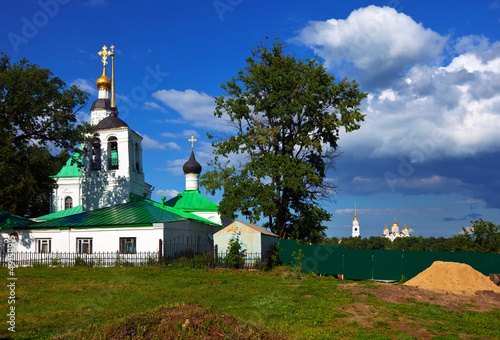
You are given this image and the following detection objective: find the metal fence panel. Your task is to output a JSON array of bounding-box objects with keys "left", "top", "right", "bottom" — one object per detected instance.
[
  {"left": 278, "top": 240, "right": 343, "bottom": 274},
  {"left": 343, "top": 249, "right": 373, "bottom": 280},
  {"left": 373, "top": 249, "right": 403, "bottom": 281}
]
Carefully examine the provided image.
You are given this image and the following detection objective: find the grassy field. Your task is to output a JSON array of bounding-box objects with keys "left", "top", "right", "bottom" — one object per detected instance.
[{"left": 1, "top": 265, "right": 499, "bottom": 339}]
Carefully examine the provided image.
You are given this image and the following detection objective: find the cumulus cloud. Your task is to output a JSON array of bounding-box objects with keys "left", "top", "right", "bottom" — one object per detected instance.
[
  {"left": 71, "top": 78, "right": 97, "bottom": 96},
  {"left": 140, "top": 135, "right": 182, "bottom": 151},
  {"left": 152, "top": 89, "right": 233, "bottom": 131},
  {"left": 335, "top": 39, "right": 500, "bottom": 161},
  {"left": 141, "top": 135, "right": 165, "bottom": 150},
  {"left": 293, "top": 6, "right": 446, "bottom": 88},
  {"left": 154, "top": 189, "right": 180, "bottom": 199}
]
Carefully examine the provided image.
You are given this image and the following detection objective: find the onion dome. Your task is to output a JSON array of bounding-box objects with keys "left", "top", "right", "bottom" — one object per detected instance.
[
  {"left": 392, "top": 221, "right": 399, "bottom": 227},
  {"left": 384, "top": 226, "right": 389, "bottom": 231},
  {"left": 95, "top": 110, "right": 128, "bottom": 130},
  {"left": 183, "top": 151, "right": 202, "bottom": 175},
  {"left": 96, "top": 68, "right": 111, "bottom": 90},
  {"left": 403, "top": 226, "right": 409, "bottom": 231}
]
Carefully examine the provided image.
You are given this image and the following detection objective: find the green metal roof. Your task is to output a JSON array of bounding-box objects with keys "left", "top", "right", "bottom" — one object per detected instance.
[
  {"left": 0, "top": 210, "right": 33, "bottom": 230},
  {"left": 51, "top": 146, "right": 83, "bottom": 178},
  {"left": 35, "top": 205, "right": 83, "bottom": 221},
  {"left": 164, "top": 190, "right": 219, "bottom": 212},
  {"left": 30, "top": 198, "right": 220, "bottom": 229}
]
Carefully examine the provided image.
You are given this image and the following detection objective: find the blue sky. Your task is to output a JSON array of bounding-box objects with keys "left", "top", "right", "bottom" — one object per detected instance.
[{"left": 2, "top": 0, "right": 500, "bottom": 238}]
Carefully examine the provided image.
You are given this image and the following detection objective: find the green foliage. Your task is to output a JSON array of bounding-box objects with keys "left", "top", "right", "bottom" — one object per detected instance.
[
  {"left": 0, "top": 51, "right": 92, "bottom": 217},
  {"left": 74, "top": 257, "right": 95, "bottom": 267},
  {"left": 291, "top": 249, "right": 305, "bottom": 275},
  {"left": 201, "top": 38, "right": 367, "bottom": 243},
  {"left": 225, "top": 230, "right": 245, "bottom": 269},
  {"left": 452, "top": 218, "right": 500, "bottom": 253}
]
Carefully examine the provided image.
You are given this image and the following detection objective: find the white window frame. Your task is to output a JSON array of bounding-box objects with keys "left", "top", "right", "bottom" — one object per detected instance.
[
  {"left": 36, "top": 238, "right": 51, "bottom": 253},
  {"left": 77, "top": 238, "right": 93, "bottom": 254}
]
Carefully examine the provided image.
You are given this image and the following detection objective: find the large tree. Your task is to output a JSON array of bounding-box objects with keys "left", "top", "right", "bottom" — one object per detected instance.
[
  {"left": 0, "top": 51, "right": 91, "bottom": 217},
  {"left": 201, "top": 39, "right": 367, "bottom": 242}
]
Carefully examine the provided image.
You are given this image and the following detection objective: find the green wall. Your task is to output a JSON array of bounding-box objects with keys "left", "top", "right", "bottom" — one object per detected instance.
[{"left": 279, "top": 239, "right": 500, "bottom": 280}]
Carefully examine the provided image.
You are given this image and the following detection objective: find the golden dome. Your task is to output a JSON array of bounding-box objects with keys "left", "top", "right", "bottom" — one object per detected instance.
[
  {"left": 96, "top": 68, "right": 111, "bottom": 90},
  {"left": 403, "top": 226, "right": 409, "bottom": 230},
  {"left": 392, "top": 222, "right": 399, "bottom": 227},
  {"left": 384, "top": 226, "right": 389, "bottom": 231}
]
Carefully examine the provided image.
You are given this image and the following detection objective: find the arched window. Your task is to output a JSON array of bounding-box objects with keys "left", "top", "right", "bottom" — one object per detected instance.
[
  {"left": 65, "top": 196, "right": 73, "bottom": 210},
  {"left": 135, "top": 143, "right": 141, "bottom": 173},
  {"left": 91, "top": 138, "right": 101, "bottom": 170},
  {"left": 108, "top": 137, "right": 119, "bottom": 170}
]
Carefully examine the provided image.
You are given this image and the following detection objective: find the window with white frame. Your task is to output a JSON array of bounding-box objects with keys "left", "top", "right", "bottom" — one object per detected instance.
[
  {"left": 36, "top": 239, "right": 51, "bottom": 253},
  {"left": 77, "top": 238, "right": 93, "bottom": 254},
  {"left": 119, "top": 237, "right": 136, "bottom": 254}
]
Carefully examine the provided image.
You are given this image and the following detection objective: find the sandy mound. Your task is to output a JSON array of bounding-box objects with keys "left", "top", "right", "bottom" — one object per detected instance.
[{"left": 404, "top": 261, "right": 500, "bottom": 296}]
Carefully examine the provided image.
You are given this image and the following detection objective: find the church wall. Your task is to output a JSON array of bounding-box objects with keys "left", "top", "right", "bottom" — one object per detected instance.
[
  {"left": 3, "top": 225, "right": 165, "bottom": 253},
  {"left": 51, "top": 177, "right": 81, "bottom": 213},
  {"left": 190, "top": 211, "right": 222, "bottom": 225}
]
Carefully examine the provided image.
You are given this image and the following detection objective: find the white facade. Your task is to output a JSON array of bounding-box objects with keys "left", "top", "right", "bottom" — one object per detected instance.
[
  {"left": 3, "top": 220, "right": 220, "bottom": 255},
  {"left": 51, "top": 176, "right": 81, "bottom": 212},
  {"left": 81, "top": 126, "right": 149, "bottom": 212}
]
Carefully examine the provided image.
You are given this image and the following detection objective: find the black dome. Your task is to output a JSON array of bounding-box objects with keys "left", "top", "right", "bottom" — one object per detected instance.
[
  {"left": 95, "top": 110, "right": 129, "bottom": 130},
  {"left": 183, "top": 151, "right": 202, "bottom": 174},
  {"left": 91, "top": 98, "right": 111, "bottom": 111}
]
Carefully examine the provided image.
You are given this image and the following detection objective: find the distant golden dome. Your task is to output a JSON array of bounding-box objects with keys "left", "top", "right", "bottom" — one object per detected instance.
[
  {"left": 96, "top": 68, "right": 111, "bottom": 90},
  {"left": 392, "top": 222, "right": 399, "bottom": 227},
  {"left": 403, "top": 226, "right": 409, "bottom": 230},
  {"left": 384, "top": 226, "right": 389, "bottom": 231}
]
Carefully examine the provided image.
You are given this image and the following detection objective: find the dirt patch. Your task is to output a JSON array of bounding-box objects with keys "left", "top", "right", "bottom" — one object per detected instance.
[
  {"left": 335, "top": 281, "right": 500, "bottom": 339},
  {"left": 404, "top": 261, "right": 500, "bottom": 296},
  {"left": 56, "top": 304, "right": 284, "bottom": 340},
  {"left": 340, "top": 281, "right": 500, "bottom": 313}
]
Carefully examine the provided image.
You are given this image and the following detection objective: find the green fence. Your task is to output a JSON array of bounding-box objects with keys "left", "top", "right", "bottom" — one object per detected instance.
[{"left": 279, "top": 239, "right": 500, "bottom": 281}]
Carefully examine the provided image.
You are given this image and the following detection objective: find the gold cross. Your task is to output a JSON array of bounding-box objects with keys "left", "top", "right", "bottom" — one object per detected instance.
[
  {"left": 98, "top": 45, "right": 111, "bottom": 66},
  {"left": 188, "top": 136, "right": 197, "bottom": 149}
]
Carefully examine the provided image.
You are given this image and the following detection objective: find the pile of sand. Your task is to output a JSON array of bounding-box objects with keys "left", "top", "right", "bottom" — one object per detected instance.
[{"left": 404, "top": 261, "right": 500, "bottom": 296}]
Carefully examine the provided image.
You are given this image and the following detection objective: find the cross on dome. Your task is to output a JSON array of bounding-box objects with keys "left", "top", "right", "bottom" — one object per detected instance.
[
  {"left": 98, "top": 45, "right": 112, "bottom": 66},
  {"left": 189, "top": 136, "right": 197, "bottom": 150}
]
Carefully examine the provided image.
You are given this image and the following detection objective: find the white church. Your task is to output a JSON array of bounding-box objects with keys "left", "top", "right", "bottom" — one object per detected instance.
[{"left": 0, "top": 45, "right": 222, "bottom": 254}]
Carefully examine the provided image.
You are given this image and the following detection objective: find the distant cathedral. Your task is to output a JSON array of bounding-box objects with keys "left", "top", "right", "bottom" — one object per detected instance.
[{"left": 383, "top": 219, "right": 411, "bottom": 241}]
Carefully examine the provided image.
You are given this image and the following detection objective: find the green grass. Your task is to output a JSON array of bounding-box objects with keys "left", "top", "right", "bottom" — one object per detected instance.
[{"left": 1, "top": 266, "right": 499, "bottom": 339}]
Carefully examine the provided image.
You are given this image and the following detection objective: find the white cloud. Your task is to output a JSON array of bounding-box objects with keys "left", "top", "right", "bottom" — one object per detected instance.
[
  {"left": 337, "top": 38, "right": 500, "bottom": 160},
  {"left": 154, "top": 189, "right": 180, "bottom": 199},
  {"left": 141, "top": 135, "right": 165, "bottom": 150},
  {"left": 293, "top": 6, "right": 446, "bottom": 87},
  {"left": 152, "top": 89, "right": 233, "bottom": 131},
  {"left": 143, "top": 101, "right": 167, "bottom": 112},
  {"left": 71, "top": 78, "right": 97, "bottom": 96}
]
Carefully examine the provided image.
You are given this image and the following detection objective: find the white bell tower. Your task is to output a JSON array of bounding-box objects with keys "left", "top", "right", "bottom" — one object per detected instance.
[{"left": 352, "top": 204, "right": 360, "bottom": 237}]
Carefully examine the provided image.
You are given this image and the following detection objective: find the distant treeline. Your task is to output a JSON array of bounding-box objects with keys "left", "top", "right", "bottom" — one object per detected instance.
[{"left": 321, "top": 218, "right": 500, "bottom": 253}]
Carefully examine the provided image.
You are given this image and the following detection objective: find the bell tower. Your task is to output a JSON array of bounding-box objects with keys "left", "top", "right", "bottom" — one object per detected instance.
[{"left": 81, "top": 45, "right": 152, "bottom": 212}]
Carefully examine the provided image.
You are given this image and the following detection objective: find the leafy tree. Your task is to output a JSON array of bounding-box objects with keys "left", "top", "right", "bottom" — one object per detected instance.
[
  {"left": 201, "top": 39, "right": 367, "bottom": 243},
  {"left": 0, "top": 51, "right": 91, "bottom": 216},
  {"left": 453, "top": 219, "right": 500, "bottom": 253}
]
